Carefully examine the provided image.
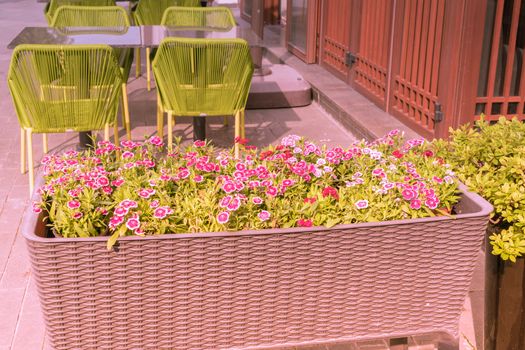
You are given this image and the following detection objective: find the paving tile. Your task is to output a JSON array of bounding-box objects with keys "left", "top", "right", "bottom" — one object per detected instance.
[
  {"left": 0, "top": 287, "right": 26, "bottom": 348},
  {"left": 10, "top": 276, "right": 46, "bottom": 350},
  {"left": 0, "top": 231, "right": 30, "bottom": 290}
]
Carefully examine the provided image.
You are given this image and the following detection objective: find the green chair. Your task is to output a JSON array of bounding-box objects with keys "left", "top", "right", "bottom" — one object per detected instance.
[
  {"left": 44, "top": 0, "right": 116, "bottom": 25},
  {"left": 7, "top": 44, "right": 123, "bottom": 194},
  {"left": 152, "top": 38, "right": 253, "bottom": 157},
  {"left": 133, "top": 0, "right": 201, "bottom": 91},
  {"left": 161, "top": 6, "right": 235, "bottom": 28},
  {"left": 51, "top": 5, "right": 133, "bottom": 139}
]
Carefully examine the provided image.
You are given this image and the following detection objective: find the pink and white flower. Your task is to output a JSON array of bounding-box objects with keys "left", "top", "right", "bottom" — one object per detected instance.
[
  {"left": 258, "top": 210, "right": 271, "bottom": 221},
  {"left": 153, "top": 206, "right": 173, "bottom": 219},
  {"left": 126, "top": 216, "right": 141, "bottom": 231},
  {"left": 252, "top": 196, "right": 263, "bottom": 205},
  {"left": 217, "top": 211, "right": 230, "bottom": 224},
  {"left": 67, "top": 200, "right": 81, "bottom": 209},
  {"left": 355, "top": 200, "right": 369, "bottom": 209}
]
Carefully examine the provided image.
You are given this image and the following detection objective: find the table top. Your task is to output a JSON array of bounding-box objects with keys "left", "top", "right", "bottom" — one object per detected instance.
[{"left": 7, "top": 25, "right": 263, "bottom": 49}]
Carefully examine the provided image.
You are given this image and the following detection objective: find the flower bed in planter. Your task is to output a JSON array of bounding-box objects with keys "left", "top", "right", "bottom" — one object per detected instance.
[{"left": 24, "top": 133, "right": 492, "bottom": 349}]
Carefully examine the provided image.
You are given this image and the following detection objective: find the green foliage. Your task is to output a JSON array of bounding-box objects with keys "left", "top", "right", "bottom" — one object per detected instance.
[{"left": 433, "top": 116, "right": 525, "bottom": 261}]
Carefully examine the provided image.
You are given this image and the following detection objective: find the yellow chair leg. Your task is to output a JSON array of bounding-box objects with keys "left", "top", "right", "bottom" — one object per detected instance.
[
  {"left": 234, "top": 111, "right": 241, "bottom": 158},
  {"left": 42, "top": 133, "right": 48, "bottom": 154},
  {"left": 114, "top": 122, "right": 120, "bottom": 145},
  {"left": 104, "top": 124, "right": 110, "bottom": 141},
  {"left": 223, "top": 116, "right": 228, "bottom": 127},
  {"left": 135, "top": 47, "right": 141, "bottom": 78},
  {"left": 26, "top": 129, "right": 34, "bottom": 196},
  {"left": 157, "top": 92, "right": 163, "bottom": 137},
  {"left": 146, "top": 47, "right": 151, "bottom": 91},
  {"left": 240, "top": 110, "right": 246, "bottom": 139},
  {"left": 167, "top": 110, "right": 173, "bottom": 152},
  {"left": 20, "top": 128, "right": 26, "bottom": 174},
  {"left": 121, "top": 83, "right": 131, "bottom": 139}
]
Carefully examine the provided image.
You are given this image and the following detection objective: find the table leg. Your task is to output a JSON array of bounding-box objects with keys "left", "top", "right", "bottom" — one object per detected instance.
[{"left": 193, "top": 118, "right": 206, "bottom": 141}]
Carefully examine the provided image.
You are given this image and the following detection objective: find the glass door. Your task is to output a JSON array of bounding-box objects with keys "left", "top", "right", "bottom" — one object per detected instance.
[{"left": 287, "top": 0, "right": 319, "bottom": 63}]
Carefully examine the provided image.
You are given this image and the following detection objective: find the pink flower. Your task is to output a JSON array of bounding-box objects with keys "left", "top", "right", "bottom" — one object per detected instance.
[
  {"left": 193, "top": 140, "right": 206, "bottom": 147},
  {"left": 425, "top": 197, "right": 440, "bottom": 210},
  {"left": 322, "top": 186, "right": 339, "bottom": 200},
  {"left": 235, "top": 163, "right": 246, "bottom": 171},
  {"left": 258, "top": 210, "right": 271, "bottom": 221},
  {"left": 102, "top": 186, "right": 113, "bottom": 194},
  {"left": 72, "top": 212, "right": 83, "bottom": 219},
  {"left": 67, "top": 200, "right": 81, "bottom": 209},
  {"left": 148, "top": 136, "right": 163, "bottom": 147},
  {"left": 252, "top": 196, "right": 263, "bottom": 205},
  {"left": 138, "top": 188, "right": 155, "bottom": 198},
  {"left": 120, "top": 199, "right": 138, "bottom": 209},
  {"left": 297, "top": 218, "right": 313, "bottom": 227},
  {"left": 222, "top": 182, "right": 236, "bottom": 193},
  {"left": 401, "top": 189, "right": 417, "bottom": 201},
  {"left": 282, "top": 179, "right": 294, "bottom": 187},
  {"left": 304, "top": 197, "right": 316, "bottom": 204},
  {"left": 219, "top": 195, "right": 232, "bottom": 208},
  {"left": 122, "top": 151, "right": 134, "bottom": 159},
  {"left": 97, "top": 176, "right": 109, "bottom": 187},
  {"left": 111, "top": 178, "right": 125, "bottom": 187},
  {"left": 109, "top": 215, "right": 124, "bottom": 229},
  {"left": 126, "top": 217, "right": 141, "bottom": 231},
  {"left": 153, "top": 206, "right": 173, "bottom": 219},
  {"left": 32, "top": 202, "right": 42, "bottom": 213},
  {"left": 150, "top": 200, "right": 160, "bottom": 208},
  {"left": 444, "top": 175, "right": 454, "bottom": 184},
  {"left": 266, "top": 186, "right": 278, "bottom": 197},
  {"left": 433, "top": 176, "right": 443, "bottom": 184},
  {"left": 410, "top": 199, "right": 422, "bottom": 209},
  {"left": 355, "top": 200, "right": 369, "bottom": 209},
  {"left": 227, "top": 197, "right": 241, "bottom": 211},
  {"left": 194, "top": 175, "right": 204, "bottom": 183},
  {"left": 217, "top": 211, "right": 230, "bottom": 224},
  {"left": 114, "top": 206, "right": 129, "bottom": 216}
]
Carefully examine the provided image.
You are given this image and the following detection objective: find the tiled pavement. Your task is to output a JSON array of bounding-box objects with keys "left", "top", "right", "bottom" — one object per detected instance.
[{"left": 0, "top": 1, "right": 483, "bottom": 349}]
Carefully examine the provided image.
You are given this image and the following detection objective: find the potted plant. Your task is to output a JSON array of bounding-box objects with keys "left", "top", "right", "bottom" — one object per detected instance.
[
  {"left": 24, "top": 131, "right": 492, "bottom": 349},
  {"left": 433, "top": 117, "right": 525, "bottom": 350}
]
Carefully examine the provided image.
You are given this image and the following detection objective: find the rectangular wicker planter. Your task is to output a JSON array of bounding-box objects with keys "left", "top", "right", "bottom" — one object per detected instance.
[{"left": 22, "top": 184, "right": 492, "bottom": 350}]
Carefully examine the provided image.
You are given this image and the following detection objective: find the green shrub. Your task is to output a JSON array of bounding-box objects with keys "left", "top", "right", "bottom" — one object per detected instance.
[{"left": 433, "top": 117, "right": 525, "bottom": 262}]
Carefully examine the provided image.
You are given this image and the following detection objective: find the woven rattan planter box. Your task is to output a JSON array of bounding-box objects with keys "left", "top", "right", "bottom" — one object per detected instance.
[{"left": 22, "top": 184, "right": 492, "bottom": 350}]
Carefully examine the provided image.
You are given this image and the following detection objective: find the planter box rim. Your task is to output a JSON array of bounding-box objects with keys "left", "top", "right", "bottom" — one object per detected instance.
[{"left": 22, "top": 182, "right": 493, "bottom": 244}]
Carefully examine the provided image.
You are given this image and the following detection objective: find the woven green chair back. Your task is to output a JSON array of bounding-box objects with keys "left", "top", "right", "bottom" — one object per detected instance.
[
  {"left": 133, "top": 0, "right": 201, "bottom": 25},
  {"left": 50, "top": 6, "right": 133, "bottom": 81},
  {"left": 45, "top": 0, "right": 116, "bottom": 24},
  {"left": 7, "top": 44, "right": 123, "bottom": 133},
  {"left": 51, "top": 5, "right": 131, "bottom": 29},
  {"left": 152, "top": 38, "right": 253, "bottom": 116},
  {"left": 161, "top": 6, "right": 235, "bottom": 29}
]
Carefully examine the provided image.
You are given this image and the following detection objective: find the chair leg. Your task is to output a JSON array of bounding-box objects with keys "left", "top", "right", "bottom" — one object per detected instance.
[
  {"left": 42, "top": 133, "right": 48, "bottom": 154},
  {"left": 104, "top": 124, "right": 110, "bottom": 141},
  {"left": 240, "top": 110, "right": 246, "bottom": 139},
  {"left": 114, "top": 122, "right": 119, "bottom": 146},
  {"left": 167, "top": 110, "right": 173, "bottom": 152},
  {"left": 26, "top": 129, "right": 34, "bottom": 196},
  {"left": 121, "top": 83, "right": 131, "bottom": 139},
  {"left": 234, "top": 111, "right": 241, "bottom": 158},
  {"left": 223, "top": 116, "right": 228, "bottom": 127},
  {"left": 20, "top": 128, "right": 26, "bottom": 174},
  {"left": 157, "top": 93, "right": 164, "bottom": 137},
  {"left": 146, "top": 47, "right": 151, "bottom": 91},
  {"left": 135, "top": 47, "right": 141, "bottom": 78}
]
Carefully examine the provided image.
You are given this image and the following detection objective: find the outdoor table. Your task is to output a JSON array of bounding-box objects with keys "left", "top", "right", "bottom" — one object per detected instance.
[{"left": 7, "top": 25, "right": 263, "bottom": 144}]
